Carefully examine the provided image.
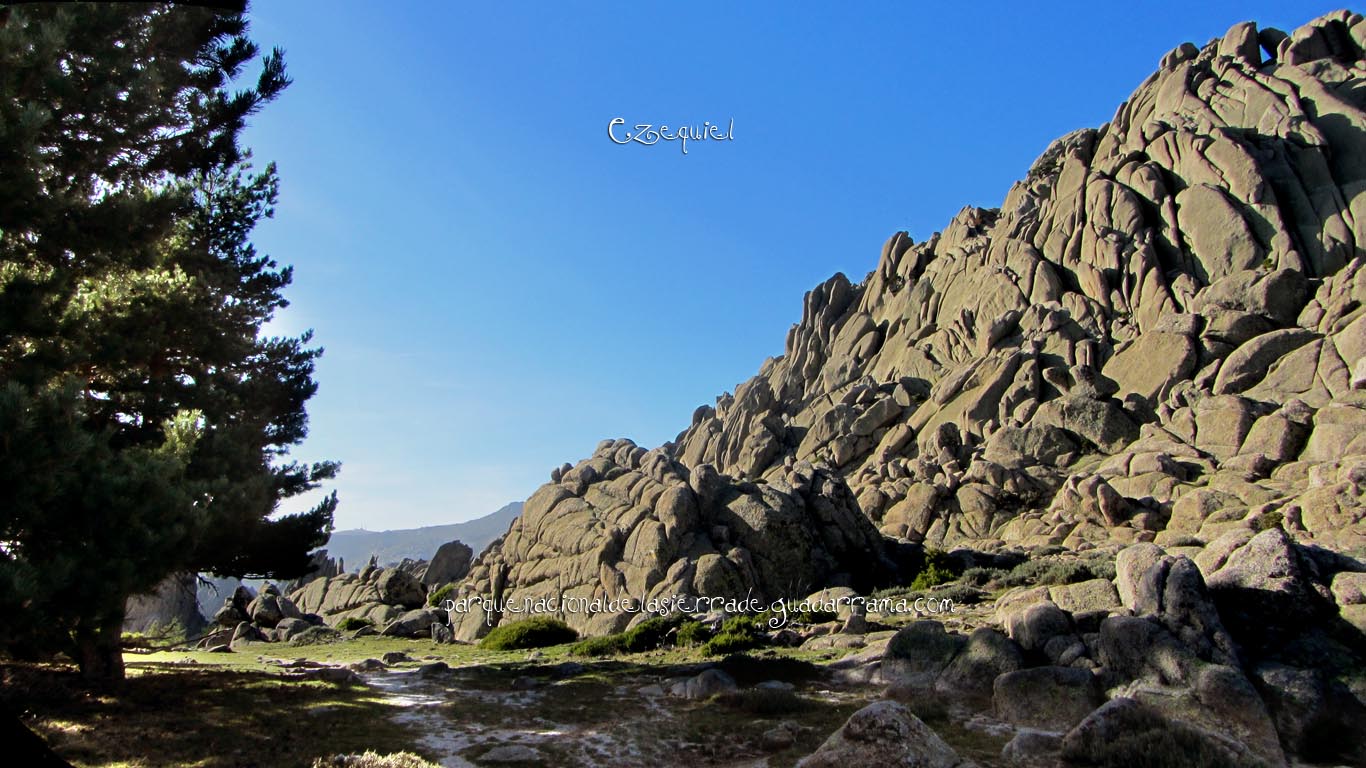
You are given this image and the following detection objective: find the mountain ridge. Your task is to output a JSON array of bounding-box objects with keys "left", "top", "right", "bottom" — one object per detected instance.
[{"left": 324, "top": 502, "right": 523, "bottom": 568}]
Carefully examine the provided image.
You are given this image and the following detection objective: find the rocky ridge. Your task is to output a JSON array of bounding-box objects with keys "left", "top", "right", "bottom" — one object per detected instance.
[
  {"left": 450, "top": 11, "right": 1366, "bottom": 766},
  {"left": 459, "top": 8, "right": 1366, "bottom": 631}
]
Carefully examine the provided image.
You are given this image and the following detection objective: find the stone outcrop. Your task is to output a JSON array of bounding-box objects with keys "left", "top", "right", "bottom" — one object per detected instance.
[
  {"left": 123, "top": 572, "right": 207, "bottom": 636},
  {"left": 421, "top": 539, "right": 473, "bottom": 587},
  {"left": 453, "top": 441, "right": 893, "bottom": 640},
  {"left": 455, "top": 11, "right": 1366, "bottom": 645},
  {"left": 796, "top": 701, "right": 970, "bottom": 768},
  {"left": 450, "top": 19, "right": 1366, "bottom": 764}
]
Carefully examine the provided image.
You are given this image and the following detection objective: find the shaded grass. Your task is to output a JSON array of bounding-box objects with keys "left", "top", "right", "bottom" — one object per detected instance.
[
  {"left": 2, "top": 662, "right": 426, "bottom": 768},
  {"left": 7, "top": 636, "right": 874, "bottom": 767},
  {"left": 711, "top": 687, "right": 812, "bottom": 716}
]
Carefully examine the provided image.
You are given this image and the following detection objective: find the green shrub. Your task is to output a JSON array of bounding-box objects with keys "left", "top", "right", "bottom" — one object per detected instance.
[
  {"left": 716, "top": 654, "right": 821, "bottom": 685},
  {"left": 569, "top": 634, "right": 626, "bottom": 657},
  {"left": 427, "top": 583, "right": 457, "bottom": 607},
  {"left": 719, "top": 614, "right": 761, "bottom": 634},
  {"left": 336, "top": 617, "right": 372, "bottom": 632},
  {"left": 620, "top": 616, "right": 677, "bottom": 651},
  {"left": 910, "top": 550, "right": 961, "bottom": 591},
  {"left": 1084, "top": 555, "right": 1117, "bottom": 581},
  {"left": 568, "top": 615, "right": 682, "bottom": 657},
  {"left": 702, "top": 630, "right": 763, "bottom": 656},
  {"left": 479, "top": 616, "right": 578, "bottom": 650},
  {"left": 1086, "top": 725, "right": 1245, "bottom": 767},
  {"left": 928, "top": 583, "right": 985, "bottom": 605},
  {"left": 1001, "top": 556, "right": 1110, "bottom": 588},
  {"left": 676, "top": 620, "right": 712, "bottom": 647},
  {"left": 961, "top": 566, "right": 1009, "bottom": 588}
]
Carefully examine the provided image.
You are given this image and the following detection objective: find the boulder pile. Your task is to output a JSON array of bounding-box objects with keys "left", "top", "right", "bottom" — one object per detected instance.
[
  {"left": 443, "top": 11, "right": 1366, "bottom": 765},
  {"left": 455, "top": 9, "right": 1366, "bottom": 654}
]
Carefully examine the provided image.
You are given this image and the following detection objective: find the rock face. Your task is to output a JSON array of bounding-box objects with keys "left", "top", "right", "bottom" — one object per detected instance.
[
  {"left": 452, "top": 25, "right": 1366, "bottom": 762},
  {"left": 453, "top": 444, "right": 892, "bottom": 640},
  {"left": 421, "top": 539, "right": 473, "bottom": 587},
  {"left": 455, "top": 12, "right": 1366, "bottom": 638},
  {"left": 123, "top": 572, "right": 206, "bottom": 636},
  {"left": 288, "top": 561, "right": 442, "bottom": 635}
]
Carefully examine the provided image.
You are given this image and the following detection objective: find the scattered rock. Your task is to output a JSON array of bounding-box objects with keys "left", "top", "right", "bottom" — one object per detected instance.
[
  {"left": 669, "top": 669, "right": 737, "bottom": 700},
  {"left": 796, "top": 700, "right": 969, "bottom": 767}
]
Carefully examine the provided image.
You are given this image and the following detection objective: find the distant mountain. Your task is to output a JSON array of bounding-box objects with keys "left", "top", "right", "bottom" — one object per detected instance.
[{"left": 324, "top": 501, "right": 523, "bottom": 569}]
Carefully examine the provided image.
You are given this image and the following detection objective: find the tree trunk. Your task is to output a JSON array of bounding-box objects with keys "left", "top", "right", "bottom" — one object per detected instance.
[{"left": 75, "top": 611, "right": 126, "bottom": 683}]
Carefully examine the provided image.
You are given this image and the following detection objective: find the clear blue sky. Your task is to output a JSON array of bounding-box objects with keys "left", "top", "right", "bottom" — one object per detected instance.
[{"left": 243, "top": 1, "right": 1341, "bottom": 531}]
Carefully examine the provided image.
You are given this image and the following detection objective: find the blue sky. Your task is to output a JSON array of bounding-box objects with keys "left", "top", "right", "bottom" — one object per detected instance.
[{"left": 243, "top": 1, "right": 1341, "bottom": 531}]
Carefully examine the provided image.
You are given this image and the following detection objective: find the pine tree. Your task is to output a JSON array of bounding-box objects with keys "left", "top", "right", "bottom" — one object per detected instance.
[{"left": 0, "top": 3, "right": 337, "bottom": 681}]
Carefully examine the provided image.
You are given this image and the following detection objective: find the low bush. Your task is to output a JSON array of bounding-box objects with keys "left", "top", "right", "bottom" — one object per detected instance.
[
  {"left": 960, "top": 566, "right": 1009, "bottom": 588},
  {"left": 676, "top": 620, "right": 711, "bottom": 647},
  {"left": 711, "top": 687, "right": 811, "bottom": 716},
  {"left": 620, "top": 616, "right": 678, "bottom": 651},
  {"left": 568, "top": 615, "right": 682, "bottom": 657},
  {"left": 716, "top": 654, "right": 821, "bottom": 685},
  {"left": 1084, "top": 726, "right": 1245, "bottom": 768},
  {"left": 478, "top": 616, "right": 578, "bottom": 651},
  {"left": 702, "top": 630, "right": 764, "bottom": 656},
  {"left": 568, "top": 635, "right": 625, "bottom": 657},
  {"left": 928, "top": 583, "right": 985, "bottom": 605},
  {"left": 336, "top": 617, "right": 372, "bottom": 632},
  {"left": 910, "top": 549, "right": 960, "bottom": 591},
  {"left": 1000, "top": 555, "right": 1114, "bottom": 588},
  {"left": 427, "top": 583, "right": 457, "bottom": 607},
  {"left": 754, "top": 602, "right": 838, "bottom": 627}
]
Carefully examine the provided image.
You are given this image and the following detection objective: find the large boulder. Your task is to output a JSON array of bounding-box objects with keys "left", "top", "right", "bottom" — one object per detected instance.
[
  {"left": 1203, "top": 527, "right": 1332, "bottom": 649},
  {"left": 1131, "top": 555, "right": 1238, "bottom": 665},
  {"left": 934, "top": 627, "right": 1023, "bottom": 705},
  {"left": 1060, "top": 697, "right": 1271, "bottom": 768},
  {"left": 668, "top": 669, "right": 736, "bottom": 700},
  {"left": 796, "top": 701, "right": 970, "bottom": 768},
  {"left": 993, "top": 666, "right": 1102, "bottom": 731},
  {"left": 376, "top": 568, "right": 426, "bottom": 609},
  {"left": 1003, "top": 602, "right": 1072, "bottom": 655},
  {"left": 422, "top": 539, "right": 473, "bottom": 588},
  {"left": 881, "top": 621, "right": 965, "bottom": 689},
  {"left": 381, "top": 609, "right": 445, "bottom": 638}
]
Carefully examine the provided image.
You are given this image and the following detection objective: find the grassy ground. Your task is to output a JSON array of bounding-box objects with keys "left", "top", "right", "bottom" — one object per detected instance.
[
  {"left": 6, "top": 635, "right": 1004, "bottom": 767},
  {"left": 3, "top": 661, "right": 422, "bottom": 768}
]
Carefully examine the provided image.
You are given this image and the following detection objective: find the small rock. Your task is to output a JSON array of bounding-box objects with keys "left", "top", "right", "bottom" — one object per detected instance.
[
  {"left": 1000, "top": 728, "right": 1062, "bottom": 767},
  {"left": 796, "top": 700, "right": 966, "bottom": 767},
  {"left": 669, "top": 669, "right": 737, "bottom": 699},
  {"left": 417, "top": 661, "right": 449, "bottom": 677}
]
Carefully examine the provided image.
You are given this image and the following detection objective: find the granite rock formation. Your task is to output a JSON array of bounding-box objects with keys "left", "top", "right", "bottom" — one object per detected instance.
[{"left": 455, "top": 12, "right": 1366, "bottom": 715}]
